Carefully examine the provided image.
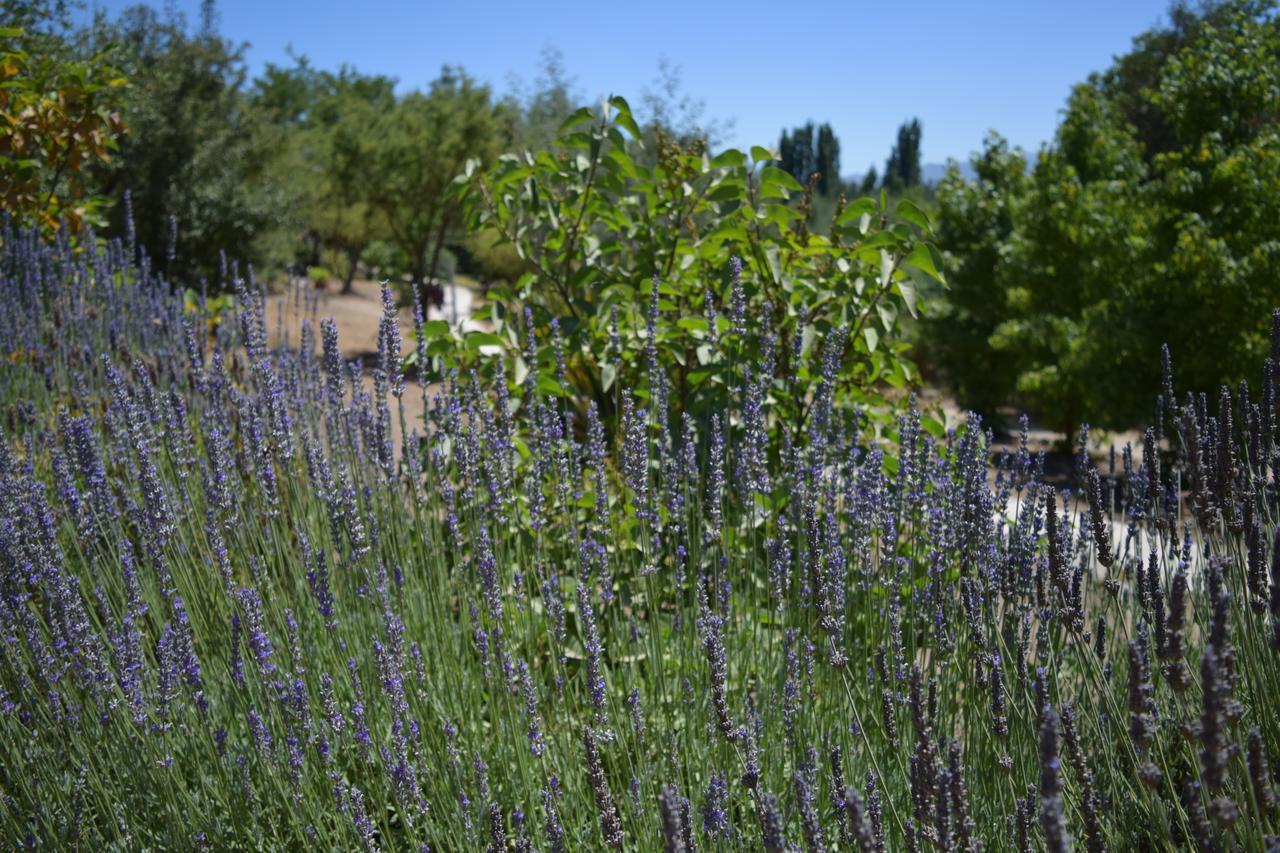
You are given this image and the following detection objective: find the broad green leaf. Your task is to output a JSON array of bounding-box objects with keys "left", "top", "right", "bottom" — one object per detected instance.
[
  {"left": 765, "top": 245, "right": 783, "bottom": 285},
  {"left": 601, "top": 361, "right": 617, "bottom": 392},
  {"left": 761, "top": 166, "right": 805, "bottom": 193},
  {"left": 608, "top": 96, "right": 642, "bottom": 139},
  {"left": 800, "top": 323, "right": 816, "bottom": 356},
  {"left": 710, "top": 149, "right": 746, "bottom": 169},
  {"left": 687, "top": 367, "right": 714, "bottom": 386},
  {"left": 465, "top": 331, "right": 506, "bottom": 351},
  {"left": 906, "top": 242, "right": 947, "bottom": 286},
  {"left": 537, "top": 374, "right": 567, "bottom": 397},
  {"left": 708, "top": 183, "right": 745, "bottom": 202},
  {"left": 895, "top": 198, "right": 931, "bottom": 231},
  {"left": 750, "top": 145, "right": 775, "bottom": 163},
  {"left": 605, "top": 144, "right": 638, "bottom": 178},
  {"left": 677, "top": 317, "right": 710, "bottom": 334},
  {"left": 422, "top": 319, "right": 450, "bottom": 339},
  {"left": 877, "top": 300, "right": 898, "bottom": 332},
  {"left": 895, "top": 279, "right": 919, "bottom": 318},
  {"left": 863, "top": 326, "right": 879, "bottom": 352},
  {"left": 614, "top": 110, "right": 642, "bottom": 141},
  {"left": 835, "top": 197, "right": 876, "bottom": 226},
  {"left": 559, "top": 106, "right": 594, "bottom": 134}
]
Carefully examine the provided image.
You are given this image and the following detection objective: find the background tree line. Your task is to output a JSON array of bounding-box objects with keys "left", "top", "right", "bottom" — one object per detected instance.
[
  {"left": 760, "top": 0, "right": 1278, "bottom": 437},
  {"left": 2, "top": 2, "right": 740, "bottom": 301},
  {"left": 925, "top": 0, "right": 1279, "bottom": 434},
  {"left": 4, "top": 0, "right": 1276, "bottom": 437},
  {"left": 775, "top": 115, "right": 927, "bottom": 233},
  {"left": 5, "top": 0, "right": 938, "bottom": 303}
]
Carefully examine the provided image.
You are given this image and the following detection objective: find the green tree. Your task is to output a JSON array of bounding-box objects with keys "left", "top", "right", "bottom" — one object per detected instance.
[
  {"left": 858, "top": 165, "right": 878, "bottom": 195},
  {"left": 922, "top": 134, "right": 1030, "bottom": 421},
  {"left": 93, "top": 4, "right": 291, "bottom": 281},
  {"left": 1095, "top": 0, "right": 1253, "bottom": 163},
  {"left": 365, "top": 67, "right": 512, "bottom": 304},
  {"left": 779, "top": 121, "right": 841, "bottom": 196},
  {"left": 0, "top": 25, "right": 126, "bottom": 233},
  {"left": 254, "top": 61, "right": 396, "bottom": 292},
  {"left": 883, "top": 118, "right": 922, "bottom": 193},
  {"left": 815, "top": 123, "right": 840, "bottom": 196},
  {"left": 779, "top": 122, "right": 816, "bottom": 187},
  {"left": 931, "top": 1, "right": 1279, "bottom": 433},
  {"left": 990, "top": 83, "right": 1152, "bottom": 434}
]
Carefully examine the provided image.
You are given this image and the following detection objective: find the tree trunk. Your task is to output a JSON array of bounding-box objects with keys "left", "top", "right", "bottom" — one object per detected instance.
[
  {"left": 425, "top": 212, "right": 453, "bottom": 322},
  {"left": 341, "top": 246, "right": 361, "bottom": 295},
  {"left": 410, "top": 248, "right": 432, "bottom": 314}
]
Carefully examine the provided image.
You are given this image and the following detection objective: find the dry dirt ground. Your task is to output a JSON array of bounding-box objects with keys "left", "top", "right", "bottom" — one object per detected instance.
[{"left": 264, "top": 278, "right": 482, "bottom": 446}]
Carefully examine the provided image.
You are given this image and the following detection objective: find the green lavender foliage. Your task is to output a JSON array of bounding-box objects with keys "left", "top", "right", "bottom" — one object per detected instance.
[{"left": 1, "top": 221, "right": 1280, "bottom": 851}]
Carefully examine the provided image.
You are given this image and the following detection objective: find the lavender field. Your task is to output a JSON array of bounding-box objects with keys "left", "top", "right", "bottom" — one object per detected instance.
[{"left": 2, "top": 219, "right": 1279, "bottom": 851}]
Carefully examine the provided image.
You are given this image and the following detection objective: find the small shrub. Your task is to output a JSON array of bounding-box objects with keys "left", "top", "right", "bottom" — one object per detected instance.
[{"left": 457, "top": 96, "right": 946, "bottom": 441}]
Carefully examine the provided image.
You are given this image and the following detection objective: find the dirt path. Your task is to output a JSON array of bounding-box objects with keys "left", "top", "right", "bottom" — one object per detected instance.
[{"left": 264, "top": 278, "right": 482, "bottom": 445}]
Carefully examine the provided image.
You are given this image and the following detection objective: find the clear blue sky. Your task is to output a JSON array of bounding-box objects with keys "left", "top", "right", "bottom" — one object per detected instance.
[{"left": 87, "top": 0, "right": 1174, "bottom": 174}]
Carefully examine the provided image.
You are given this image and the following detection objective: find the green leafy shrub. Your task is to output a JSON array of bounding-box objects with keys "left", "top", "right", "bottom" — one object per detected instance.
[
  {"left": 919, "top": 134, "right": 1030, "bottom": 422},
  {"left": 0, "top": 26, "right": 126, "bottom": 233},
  {"left": 929, "top": 0, "right": 1280, "bottom": 433},
  {"left": 457, "top": 96, "right": 946, "bottom": 439}
]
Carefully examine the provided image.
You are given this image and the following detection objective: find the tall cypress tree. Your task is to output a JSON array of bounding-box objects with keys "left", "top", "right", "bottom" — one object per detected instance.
[
  {"left": 858, "top": 165, "right": 878, "bottom": 195},
  {"left": 883, "top": 118, "right": 922, "bottom": 192},
  {"left": 815, "top": 123, "right": 840, "bottom": 196},
  {"left": 778, "top": 121, "right": 841, "bottom": 196}
]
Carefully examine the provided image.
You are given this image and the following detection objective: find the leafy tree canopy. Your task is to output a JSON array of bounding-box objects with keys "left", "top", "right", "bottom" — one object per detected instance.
[
  {"left": 0, "top": 25, "right": 126, "bottom": 233},
  {"left": 928, "top": 0, "right": 1280, "bottom": 433}
]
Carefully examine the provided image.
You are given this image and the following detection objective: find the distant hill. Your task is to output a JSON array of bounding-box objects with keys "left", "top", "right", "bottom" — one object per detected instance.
[
  {"left": 922, "top": 161, "right": 976, "bottom": 184},
  {"left": 842, "top": 160, "right": 977, "bottom": 190}
]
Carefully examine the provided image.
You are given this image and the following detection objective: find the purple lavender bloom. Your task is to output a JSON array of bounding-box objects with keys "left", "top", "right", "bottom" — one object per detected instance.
[
  {"left": 697, "top": 607, "right": 735, "bottom": 740},
  {"left": 576, "top": 582, "right": 611, "bottom": 734},
  {"left": 758, "top": 792, "right": 787, "bottom": 853},
  {"left": 1039, "top": 705, "right": 1070, "bottom": 853},
  {"left": 582, "top": 727, "right": 623, "bottom": 849},
  {"left": 235, "top": 587, "right": 276, "bottom": 677},
  {"left": 729, "top": 256, "right": 746, "bottom": 338},
  {"left": 247, "top": 708, "right": 273, "bottom": 759},
  {"left": 702, "top": 771, "right": 730, "bottom": 840},
  {"left": 475, "top": 528, "right": 504, "bottom": 623},
  {"left": 542, "top": 781, "right": 566, "bottom": 853}
]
